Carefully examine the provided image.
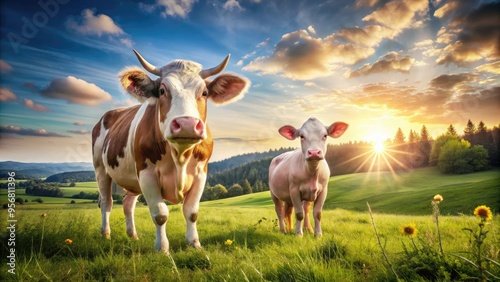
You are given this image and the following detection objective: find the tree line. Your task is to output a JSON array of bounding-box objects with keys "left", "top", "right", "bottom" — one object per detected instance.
[{"left": 202, "top": 120, "right": 499, "bottom": 201}]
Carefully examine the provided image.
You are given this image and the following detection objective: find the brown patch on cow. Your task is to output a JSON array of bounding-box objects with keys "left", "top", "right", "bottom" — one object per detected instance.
[
  {"left": 134, "top": 101, "right": 169, "bottom": 172},
  {"left": 102, "top": 106, "right": 141, "bottom": 169},
  {"left": 295, "top": 212, "right": 304, "bottom": 221},
  {"left": 154, "top": 214, "right": 168, "bottom": 226},
  {"left": 190, "top": 212, "right": 198, "bottom": 223},
  {"left": 193, "top": 126, "right": 213, "bottom": 166}
]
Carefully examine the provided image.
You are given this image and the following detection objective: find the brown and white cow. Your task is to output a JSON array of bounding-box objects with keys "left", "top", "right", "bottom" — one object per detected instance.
[
  {"left": 269, "top": 118, "right": 348, "bottom": 237},
  {"left": 92, "top": 50, "right": 249, "bottom": 252}
]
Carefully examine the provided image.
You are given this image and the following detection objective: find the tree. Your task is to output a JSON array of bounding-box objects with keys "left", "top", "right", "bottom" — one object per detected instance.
[
  {"left": 69, "top": 182, "right": 76, "bottom": 187},
  {"left": 408, "top": 130, "right": 418, "bottom": 143},
  {"left": 430, "top": 134, "right": 459, "bottom": 166},
  {"left": 446, "top": 124, "right": 458, "bottom": 137},
  {"left": 241, "top": 179, "right": 253, "bottom": 194},
  {"left": 438, "top": 139, "right": 471, "bottom": 174},
  {"left": 227, "top": 183, "right": 243, "bottom": 198},
  {"left": 463, "top": 119, "right": 476, "bottom": 142},
  {"left": 419, "top": 125, "right": 430, "bottom": 143},
  {"left": 465, "top": 145, "right": 489, "bottom": 172},
  {"left": 438, "top": 139, "right": 489, "bottom": 174},
  {"left": 418, "top": 125, "right": 432, "bottom": 167},
  {"left": 393, "top": 128, "right": 406, "bottom": 144}
]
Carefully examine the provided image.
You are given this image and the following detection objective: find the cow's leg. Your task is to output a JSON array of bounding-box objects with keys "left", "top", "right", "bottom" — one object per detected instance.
[
  {"left": 284, "top": 202, "right": 293, "bottom": 233},
  {"left": 139, "top": 171, "right": 169, "bottom": 253},
  {"left": 182, "top": 173, "right": 206, "bottom": 249},
  {"left": 123, "top": 192, "right": 139, "bottom": 239},
  {"left": 271, "top": 192, "right": 286, "bottom": 233},
  {"left": 313, "top": 189, "right": 327, "bottom": 237},
  {"left": 290, "top": 188, "right": 305, "bottom": 236},
  {"left": 302, "top": 201, "right": 313, "bottom": 233},
  {"left": 96, "top": 168, "right": 113, "bottom": 239}
]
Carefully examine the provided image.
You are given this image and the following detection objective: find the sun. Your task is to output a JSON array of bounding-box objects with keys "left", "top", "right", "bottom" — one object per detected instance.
[{"left": 374, "top": 141, "right": 385, "bottom": 153}]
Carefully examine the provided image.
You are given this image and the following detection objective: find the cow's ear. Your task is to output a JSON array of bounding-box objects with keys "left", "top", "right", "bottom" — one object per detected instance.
[
  {"left": 279, "top": 125, "right": 298, "bottom": 140},
  {"left": 327, "top": 122, "right": 348, "bottom": 138},
  {"left": 206, "top": 74, "right": 250, "bottom": 105},
  {"left": 119, "top": 67, "right": 159, "bottom": 102}
]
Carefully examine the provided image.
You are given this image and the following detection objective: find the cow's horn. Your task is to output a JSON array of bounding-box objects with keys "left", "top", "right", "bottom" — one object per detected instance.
[
  {"left": 133, "top": 49, "right": 161, "bottom": 76},
  {"left": 200, "top": 54, "right": 230, "bottom": 78}
]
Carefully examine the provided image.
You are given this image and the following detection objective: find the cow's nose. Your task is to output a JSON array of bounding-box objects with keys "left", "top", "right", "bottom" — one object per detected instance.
[
  {"left": 307, "top": 149, "right": 322, "bottom": 159},
  {"left": 170, "top": 117, "right": 204, "bottom": 137}
]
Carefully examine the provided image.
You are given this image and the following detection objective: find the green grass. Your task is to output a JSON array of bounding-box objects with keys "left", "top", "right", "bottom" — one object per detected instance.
[
  {"left": 204, "top": 167, "right": 500, "bottom": 215},
  {"left": 1, "top": 203, "right": 499, "bottom": 281}
]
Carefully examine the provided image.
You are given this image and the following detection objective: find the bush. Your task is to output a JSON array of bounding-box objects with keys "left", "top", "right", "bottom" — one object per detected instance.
[
  {"left": 70, "top": 200, "right": 76, "bottom": 204},
  {"left": 32, "top": 198, "right": 43, "bottom": 203},
  {"left": 438, "top": 140, "right": 489, "bottom": 174}
]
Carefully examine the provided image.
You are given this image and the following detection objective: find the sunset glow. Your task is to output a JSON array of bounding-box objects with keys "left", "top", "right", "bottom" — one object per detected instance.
[{"left": 0, "top": 1, "right": 499, "bottom": 162}]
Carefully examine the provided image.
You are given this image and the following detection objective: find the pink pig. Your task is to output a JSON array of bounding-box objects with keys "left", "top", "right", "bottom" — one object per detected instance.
[{"left": 269, "top": 118, "right": 348, "bottom": 236}]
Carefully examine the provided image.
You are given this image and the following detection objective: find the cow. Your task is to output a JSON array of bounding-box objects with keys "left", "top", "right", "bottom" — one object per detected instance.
[
  {"left": 92, "top": 50, "right": 250, "bottom": 253},
  {"left": 268, "top": 118, "right": 348, "bottom": 237}
]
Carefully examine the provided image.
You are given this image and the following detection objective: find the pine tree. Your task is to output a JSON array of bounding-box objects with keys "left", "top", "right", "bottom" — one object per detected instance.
[
  {"left": 418, "top": 125, "right": 432, "bottom": 167},
  {"left": 408, "top": 130, "right": 418, "bottom": 143},
  {"left": 463, "top": 119, "right": 477, "bottom": 144},
  {"left": 393, "top": 128, "right": 406, "bottom": 144},
  {"left": 241, "top": 178, "right": 253, "bottom": 194},
  {"left": 446, "top": 124, "right": 458, "bottom": 137}
]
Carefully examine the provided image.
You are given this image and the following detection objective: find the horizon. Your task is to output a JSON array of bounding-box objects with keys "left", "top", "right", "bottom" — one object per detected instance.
[{"left": 1, "top": 0, "right": 499, "bottom": 163}]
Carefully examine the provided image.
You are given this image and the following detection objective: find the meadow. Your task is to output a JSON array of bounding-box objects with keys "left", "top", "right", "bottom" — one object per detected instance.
[{"left": 1, "top": 168, "right": 499, "bottom": 281}]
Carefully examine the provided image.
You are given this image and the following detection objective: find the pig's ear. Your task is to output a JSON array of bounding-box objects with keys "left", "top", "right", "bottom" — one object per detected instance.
[
  {"left": 327, "top": 122, "right": 348, "bottom": 138},
  {"left": 279, "top": 125, "right": 298, "bottom": 140}
]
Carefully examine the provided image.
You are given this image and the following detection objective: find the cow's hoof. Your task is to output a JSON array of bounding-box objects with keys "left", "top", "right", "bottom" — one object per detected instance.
[
  {"left": 102, "top": 233, "right": 111, "bottom": 239},
  {"left": 190, "top": 239, "right": 202, "bottom": 249},
  {"left": 314, "top": 233, "right": 323, "bottom": 238}
]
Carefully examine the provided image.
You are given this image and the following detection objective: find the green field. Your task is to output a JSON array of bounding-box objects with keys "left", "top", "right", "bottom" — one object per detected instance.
[
  {"left": 204, "top": 167, "right": 500, "bottom": 215},
  {"left": 1, "top": 168, "right": 499, "bottom": 281}
]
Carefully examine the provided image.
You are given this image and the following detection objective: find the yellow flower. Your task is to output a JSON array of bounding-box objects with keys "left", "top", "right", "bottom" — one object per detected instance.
[
  {"left": 400, "top": 224, "right": 418, "bottom": 237},
  {"left": 65, "top": 238, "right": 73, "bottom": 244},
  {"left": 224, "top": 239, "right": 233, "bottom": 246},
  {"left": 433, "top": 194, "right": 443, "bottom": 202},
  {"left": 474, "top": 205, "right": 492, "bottom": 220}
]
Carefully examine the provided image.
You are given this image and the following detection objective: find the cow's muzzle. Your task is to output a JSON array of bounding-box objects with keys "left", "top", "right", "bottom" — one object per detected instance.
[{"left": 169, "top": 117, "right": 205, "bottom": 144}]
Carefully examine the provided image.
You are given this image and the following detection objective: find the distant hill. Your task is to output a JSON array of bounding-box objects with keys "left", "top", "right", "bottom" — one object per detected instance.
[
  {"left": 1, "top": 148, "right": 295, "bottom": 180},
  {"left": 45, "top": 171, "right": 96, "bottom": 183},
  {"left": 0, "top": 161, "right": 93, "bottom": 179},
  {"left": 207, "top": 147, "right": 294, "bottom": 175}
]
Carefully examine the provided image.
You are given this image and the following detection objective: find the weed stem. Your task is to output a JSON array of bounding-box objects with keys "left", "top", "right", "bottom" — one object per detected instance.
[{"left": 367, "top": 202, "right": 399, "bottom": 280}]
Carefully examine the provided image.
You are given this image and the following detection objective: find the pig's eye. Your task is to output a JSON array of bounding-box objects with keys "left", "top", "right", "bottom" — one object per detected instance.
[
  {"left": 300, "top": 135, "right": 305, "bottom": 140},
  {"left": 323, "top": 134, "right": 327, "bottom": 139}
]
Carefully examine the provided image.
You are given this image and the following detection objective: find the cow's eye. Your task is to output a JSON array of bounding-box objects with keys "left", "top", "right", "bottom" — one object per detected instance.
[
  {"left": 160, "top": 88, "right": 165, "bottom": 95},
  {"left": 300, "top": 135, "right": 305, "bottom": 140},
  {"left": 202, "top": 90, "right": 208, "bottom": 97},
  {"left": 323, "top": 134, "right": 327, "bottom": 139}
]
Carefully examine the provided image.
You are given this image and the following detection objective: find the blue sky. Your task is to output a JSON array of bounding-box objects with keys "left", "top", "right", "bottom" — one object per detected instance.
[{"left": 0, "top": 0, "right": 499, "bottom": 163}]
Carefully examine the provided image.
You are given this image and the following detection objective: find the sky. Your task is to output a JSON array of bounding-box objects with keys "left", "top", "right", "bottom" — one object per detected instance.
[{"left": 0, "top": 0, "right": 499, "bottom": 163}]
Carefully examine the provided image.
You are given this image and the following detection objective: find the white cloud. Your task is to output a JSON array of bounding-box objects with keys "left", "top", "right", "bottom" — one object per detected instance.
[
  {"left": 307, "top": 25, "right": 316, "bottom": 35},
  {"left": 157, "top": 0, "right": 197, "bottom": 18},
  {"left": 40, "top": 76, "right": 112, "bottom": 106},
  {"left": 256, "top": 38, "right": 270, "bottom": 48},
  {"left": 66, "top": 9, "right": 124, "bottom": 36},
  {"left": 223, "top": 0, "right": 243, "bottom": 11}
]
